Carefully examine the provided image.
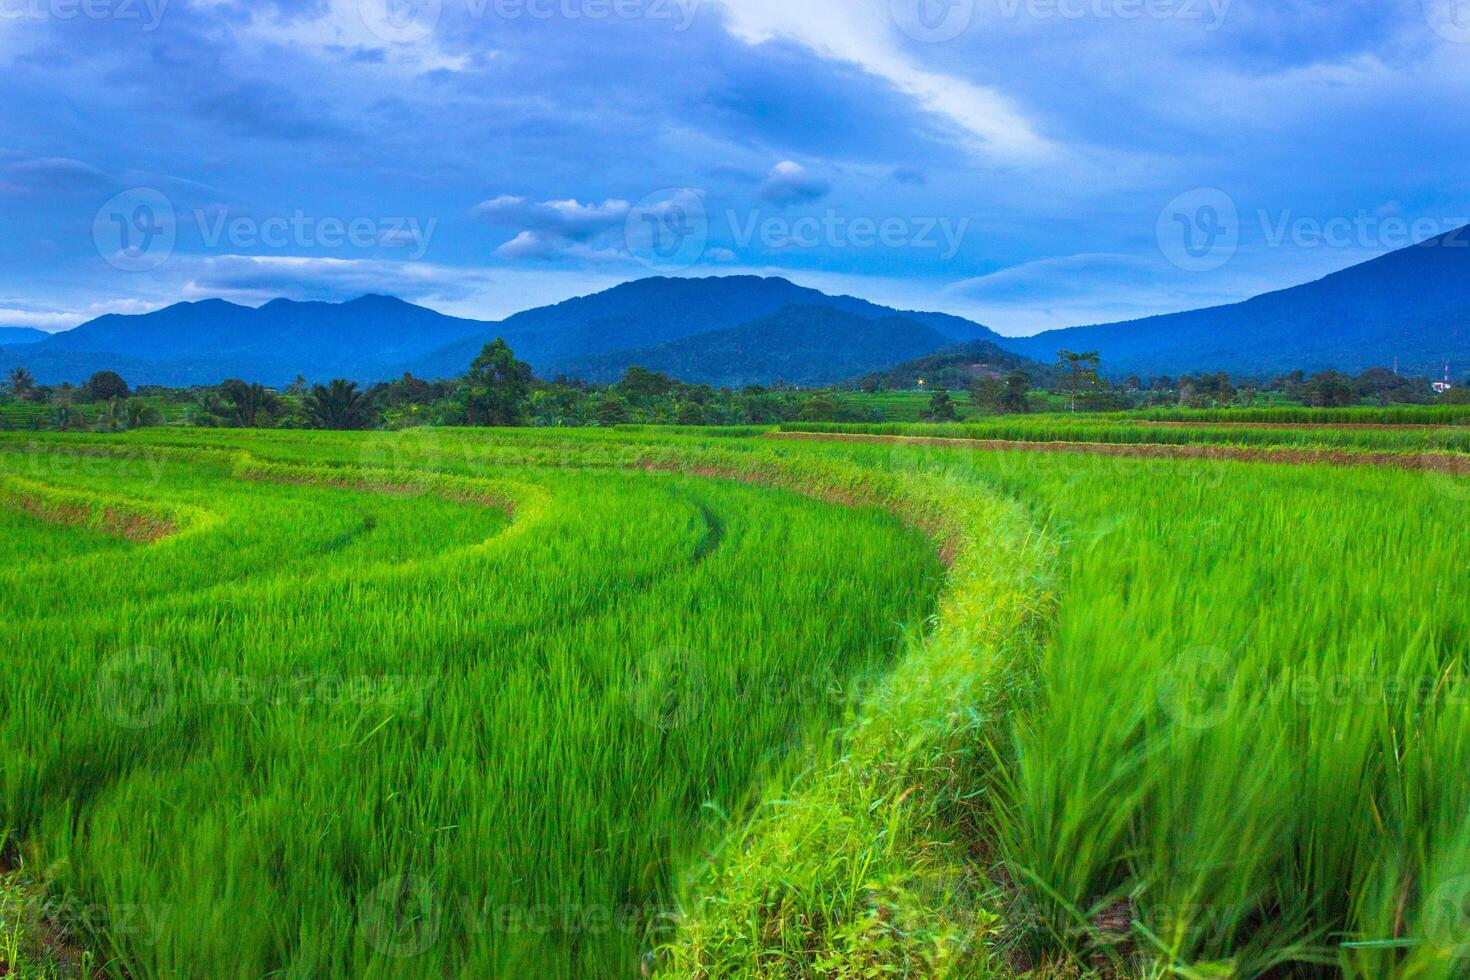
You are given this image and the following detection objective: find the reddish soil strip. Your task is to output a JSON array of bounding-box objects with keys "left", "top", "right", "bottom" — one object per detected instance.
[
  {"left": 1135, "top": 420, "right": 1458, "bottom": 431},
  {"left": 769, "top": 431, "right": 1470, "bottom": 476},
  {"left": 10, "top": 497, "right": 176, "bottom": 542}
]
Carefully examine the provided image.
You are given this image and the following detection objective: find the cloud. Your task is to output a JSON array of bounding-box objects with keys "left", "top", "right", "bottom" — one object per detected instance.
[
  {"left": 183, "top": 255, "right": 482, "bottom": 304},
  {"left": 709, "top": 0, "right": 1053, "bottom": 161},
  {"left": 470, "top": 196, "right": 632, "bottom": 241},
  {"left": 949, "top": 253, "right": 1157, "bottom": 304},
  {"left": 758, "top": 161, "right": 831, "bottom": 205},
  {"left": 6, "top": 157, "right": 113, "bottom": 192},
  {"left": 493, "top": 231, "right": 626, "bottom": 263},
  {"left": 0, "top": 299, "right": 158, "bottom": 331},
  {"left": 891, "top": 166, "right": 927, "bottom": 186}
]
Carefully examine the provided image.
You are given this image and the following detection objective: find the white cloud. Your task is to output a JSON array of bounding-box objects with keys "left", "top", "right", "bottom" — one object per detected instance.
[
  {"left": 759, "top": 161, "right": 831, "bottom": 205},
  {"left": 709, "top": 0, "right": 1053, "bottom": 161}
]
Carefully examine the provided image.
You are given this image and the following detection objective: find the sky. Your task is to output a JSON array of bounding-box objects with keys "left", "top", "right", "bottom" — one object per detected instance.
[{"left": 2, "top": 0, "right": 1469, "bottom": 336}]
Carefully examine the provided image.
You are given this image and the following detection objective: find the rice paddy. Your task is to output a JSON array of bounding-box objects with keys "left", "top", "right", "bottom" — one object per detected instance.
[{"left": 4, "top": 423, "right": 1470, "bottom": 978}]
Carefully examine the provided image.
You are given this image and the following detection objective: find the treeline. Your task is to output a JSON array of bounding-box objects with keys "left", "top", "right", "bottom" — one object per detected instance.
[
  {"left": 1, "top": 342, "right": 881, "bottom": 432},
  {"left": 916, "top": 362, "right": 1462, "bottom": 419}
]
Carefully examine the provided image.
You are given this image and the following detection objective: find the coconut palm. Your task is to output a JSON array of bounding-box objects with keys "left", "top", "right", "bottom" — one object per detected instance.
[
  {"left": 218, "top": 379, "right": 282, "bottom": 428},
  {"left": 7, "top": 366, "right": 36, "bottom": 401},
  {"left": 304, "top": 379, "right": 374, "bottom": 430}
]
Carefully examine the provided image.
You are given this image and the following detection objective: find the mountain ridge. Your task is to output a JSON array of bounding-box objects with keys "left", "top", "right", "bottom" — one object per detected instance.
[{"left": 1003, "top": 225, "right": 1470, "bottom": 376}]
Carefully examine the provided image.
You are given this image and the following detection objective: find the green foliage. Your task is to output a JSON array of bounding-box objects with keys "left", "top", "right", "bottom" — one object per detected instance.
[
  {"left": 217, "top": 379, "right": 283, "bottom": 428},
  {"left": 5, "top": 397, "right": 1470, "bottom": 979},
  {"left": 304, "top": 379, "right": 374, "bottom": 430},
  {"left": 81, "top": 370, "right": 129, "bottom": 403},
  {"left": 923, "top": 389, "right": 960, "bottom": 422},
  {"left": 0, "top": 428, "right": 940, "bottom": 978},
  {"left": 463, "top": 338, "right": 532, "bottom": 426}
]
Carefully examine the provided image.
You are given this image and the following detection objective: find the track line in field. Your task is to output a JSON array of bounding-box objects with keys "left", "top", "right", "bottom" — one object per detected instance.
[{"left": 768, "top": 430, "right": 1470, "bottom": 475}]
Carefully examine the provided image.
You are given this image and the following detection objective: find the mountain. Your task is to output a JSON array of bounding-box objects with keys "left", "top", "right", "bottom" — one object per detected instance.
[
  {"left": 1001, "top": 226, "right": 1470, "bottom": 377},
  {"left": 845, "top": 339, "right": 1055, "bottom": 391},
  {"left": 3, "top": 295, "right": 487, "bottom": 386},
  {"left": 0, "top": 327, "right": 47, "bottom": 345},
  {"left": 0, "top": 277, "right": 1004, "bottom": 387},
  {"left": 409, "top": 275, "right": 1007, "bottom": 379},
  {"left": 552, "top": 306, "right": 960, "bottom": 387}
]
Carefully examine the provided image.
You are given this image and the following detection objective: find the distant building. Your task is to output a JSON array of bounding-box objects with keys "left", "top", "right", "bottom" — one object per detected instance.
[{"left": 1433, "top": 363, "right": 1454, "bottom": 395}]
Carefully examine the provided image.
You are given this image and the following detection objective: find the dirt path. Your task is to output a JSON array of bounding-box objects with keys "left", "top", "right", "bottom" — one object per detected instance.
[{"left": 768, "top": 431, "right": 1470, "bottom": 475}]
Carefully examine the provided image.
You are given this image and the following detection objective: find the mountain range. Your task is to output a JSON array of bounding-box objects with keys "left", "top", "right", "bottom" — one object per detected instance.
[
  {"left": 1, "top": 278, "right": 1009, "bottom": 388},
  {"left": 1005, "top": 224, "right": 1470, "bottom": 377},
  {"left": 0, "top": 327, "right": 47, "bottom": 346},
  {"left": 4, "top": 226, "right": 1468, "bottom": 388}
]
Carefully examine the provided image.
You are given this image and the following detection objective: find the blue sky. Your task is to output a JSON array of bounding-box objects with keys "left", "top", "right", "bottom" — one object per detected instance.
[{"left": 2, "top": 0, "right": 1469, "bottom": 335}]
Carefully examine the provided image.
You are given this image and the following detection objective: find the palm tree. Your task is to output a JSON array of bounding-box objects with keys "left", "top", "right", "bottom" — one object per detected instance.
[
  {"left": 191, "top": 390, "right": 226, "bottom": 428},
  {"left": 7, "top": 366, "right": 36, "bottom": 401},
  {"left": 218, "top": 379, "right": 281, "bottom": 428},
  {"left": 1056, "top": 349, "right": 1102, "bottom": 413},
  {"left": 125, "top": 398, "right": 162, "bottom": 429},
  {"left": 304, "top": 379, "right": 374, "bottom": 430}
]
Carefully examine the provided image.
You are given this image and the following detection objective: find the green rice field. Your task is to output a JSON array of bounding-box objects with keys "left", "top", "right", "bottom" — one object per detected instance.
[{"left": 4, "top": 424, "right": 1470, "bottom": 978}]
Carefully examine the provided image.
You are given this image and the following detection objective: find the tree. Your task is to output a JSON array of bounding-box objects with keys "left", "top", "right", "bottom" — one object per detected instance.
[
  {"left": 999, "top": 370, "right": 1031, "bottom": 414},
  {"left": 594, "top": 395, "right": 630, "bottom": 427},
  {"left": 797, "top": 396, "right": 843, "bottom": 423},
  {"left": 6, "top": 367, "right": 37, "bottom": 401},
  {"left": 304, "top": 379, "right": 374, "bottom": 430},
  {"left": 923, "top": 390, "right": 960, "bottom": 422},
  {"left": 676, "top": 401, "right": 706, "bottom": 426},
  {"left": 1056, "top": 350, "right": 1101, "bottom": 413},
  {"left": 219, "top": 379, "right": 282, "bottom": 428},
  {"left": 1440, "top": 386, "right": 1470, "bottom": 405},
  {"left": 125, "top": 398, "right": 162, "bottom": 429},
  {"left": 188, "top": 391, "right": 221, "bottom": 427},
  {"left": 83, "top": 370, "right": 130, "bottom": 403},
  {"left": 618, "top": 367, "right": 676, "bottom": 400},
  {"left": 464, "top": 339, "right": 532, "bottom": 426}
]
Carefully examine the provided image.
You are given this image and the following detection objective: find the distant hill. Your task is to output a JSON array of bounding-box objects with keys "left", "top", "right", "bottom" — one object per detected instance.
[
  {"left": 553, "top": 306, "right": 960, "bottom": 387},
  {"left": 2, "top": 295, "right": 488, "bottom": 386},
  {"left": 1001, "top": 225, "right": 1470, "bottom": 377},
  {"left": 845, "top": 339, "right": 1054, "bottom": 391},
  {"left": 0, "top": 327, "right": 47, "bottom": 345},
  {"left": 410, "top": 275, "right": 1006, "bottom": 380},
  {"left": 0, "top": 276, "right": 1004, "bottom": 387}
]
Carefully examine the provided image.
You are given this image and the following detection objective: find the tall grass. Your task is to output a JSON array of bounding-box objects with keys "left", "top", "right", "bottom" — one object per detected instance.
[
  {"left": 0, "top": 432, "right": 941, "bottom": 977},
  {"left": 5, "top": 427, "right": 1469, "bottom": 978},
  {"left": 782, "top": 417, "right": 1470, "bottom": 455}
]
